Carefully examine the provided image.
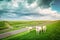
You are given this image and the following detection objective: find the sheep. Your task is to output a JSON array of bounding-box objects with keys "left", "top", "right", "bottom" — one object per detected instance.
[
  {"left": 26, "top": 27, "right": 33, "bottom": 32},
  {"left": 26, "top": 25, "right": 47, "bottom": 33},
  {"left": 36, "top": 25, "right": 47, "bottom": 33},
  {"left": 36, "top": 26, "right": 42, "bottom": 33},
  {"left": 42, "top": 25, "right": 46, "bottom": 32}
]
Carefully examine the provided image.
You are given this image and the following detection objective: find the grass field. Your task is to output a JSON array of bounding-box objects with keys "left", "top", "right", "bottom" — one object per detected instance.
[
  {"left": 0, "top": 20, "right": 60, "bottom": 40},
  {"left": 0, "top": 21, "right": 8, "bottom": 30},
  {"left": 0, "top": 21, "right": 52, "bottom": 34},
  {"left": 0, "top": 21, "right": 47, "bottom": 30}
]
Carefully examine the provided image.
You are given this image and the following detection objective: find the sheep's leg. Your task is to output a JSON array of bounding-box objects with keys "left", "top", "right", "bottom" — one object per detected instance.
[
  {"left": 36, "top": 31, "right": 40, "bottom": 35},
  {"left": 43, "top": 28, "right": 46, "bottom": 33}
]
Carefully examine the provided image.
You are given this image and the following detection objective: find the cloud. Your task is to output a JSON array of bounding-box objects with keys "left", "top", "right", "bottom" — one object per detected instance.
[
  {"left": 0, "top": 0, "right": 60, "bottom": 20},
  {"left": 34, "top": 7, "right": 60, "bottom": 20},
  {"left": 25, "top": 1, "right": 37, "bottom": 9},
  {"left": 0, "top": 0, "right": 55, "bottom": 10},
  {"left": 27, "top": 0, "right": 36, "bottom": 4},
  {"left": 0, "top": 12, "right": 17, "bottom": 18},
  {"left": 37, "top": 0, "right": 55, "bottom": 8}
]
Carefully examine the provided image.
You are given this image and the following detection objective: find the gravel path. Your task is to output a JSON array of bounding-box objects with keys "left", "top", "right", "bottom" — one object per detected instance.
[{"left": 0, "top": 27, "right": 28, "bottom": 39}]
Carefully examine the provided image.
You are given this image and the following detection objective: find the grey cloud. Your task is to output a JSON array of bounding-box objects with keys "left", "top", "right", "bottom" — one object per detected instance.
[
  {"left": 0, "top": 0, "right": 55, "bottom": 11},
  {"left": 37, "top": 0, "right": 55, "bottom": 8},
  {"left": 27, "top": 0, "right": 36, "bottom": 4},
  {"left": 0, "top": 0, "right": 11, "bottom": 2}
]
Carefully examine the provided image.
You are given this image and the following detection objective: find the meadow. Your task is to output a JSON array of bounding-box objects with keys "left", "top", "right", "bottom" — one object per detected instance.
[
  {"left": 0, "top": 20, "right": 60, "bottom": 40},
  {"left": 0, "top": 21, "right": 46, "bottom": 30},
  {"left": 0, "top": 21, "right": 51, "bottom": 34}
]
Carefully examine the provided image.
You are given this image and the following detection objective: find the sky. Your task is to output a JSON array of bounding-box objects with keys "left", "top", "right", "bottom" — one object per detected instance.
[{"left": 0, "top": 0, "right": 60, "bottom": 21}]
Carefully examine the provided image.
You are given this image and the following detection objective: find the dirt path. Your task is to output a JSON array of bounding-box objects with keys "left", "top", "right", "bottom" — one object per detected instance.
[{"left": 0, "top": 27, "right": 28, "bottom": 39}]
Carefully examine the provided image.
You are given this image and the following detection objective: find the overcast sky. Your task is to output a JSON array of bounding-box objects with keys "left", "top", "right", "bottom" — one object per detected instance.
[{"left": 0, "top": 0, "right": 60, "bottom": 21}]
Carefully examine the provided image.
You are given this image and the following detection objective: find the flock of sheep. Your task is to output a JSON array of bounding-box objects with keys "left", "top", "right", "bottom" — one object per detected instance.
[{"left": 26, "top": 25, "right": 47, "bottom": 33}]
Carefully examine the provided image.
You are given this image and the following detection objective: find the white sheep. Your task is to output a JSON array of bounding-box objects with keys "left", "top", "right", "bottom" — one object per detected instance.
[
  {"left": 26, "top": 27, "right": 33, "bottom": 32},
  {"left": 36, "top": 26, "right": 42, "bottom": 33},
  {"left": 42, "top": 25, "right": 46, "bottom": 32}
]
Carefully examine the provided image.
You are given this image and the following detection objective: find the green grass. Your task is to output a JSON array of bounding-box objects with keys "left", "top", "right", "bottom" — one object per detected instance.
[
  {"left": 0, "top": 20, "right": 52, "bottom": 34},
  {"left": 1, "top": 20, "right": 60, "bottom": 40},
  {"left": 0, "top": 21, "right": 8, "bottom": 30},
  {"left": 0, "top": 21, "right": 46, "bottom": 30},
  {"left": 0, "top": 20, "right": 54, "bottom": 30},
  {"left": 8, "top": 21, "right": 48, "bottom": 28}
]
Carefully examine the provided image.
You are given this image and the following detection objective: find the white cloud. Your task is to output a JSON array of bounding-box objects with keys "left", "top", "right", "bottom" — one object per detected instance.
[
  {"left": 20, "top": 16, "right": 33, "bottom": 20},
  {"left": 26, "top": 2, "right": 37, "bottom": 9},
  {"left": 32, "top": 7, "right": 60, "bottom": 20},
  {"left": 20, "top": 7, "right": 60, "bottom": 20},
  {"left": 11, "top": 0, "right": 19, "bottom": 8}
]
